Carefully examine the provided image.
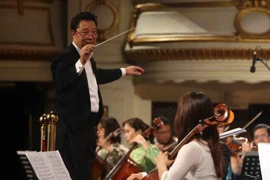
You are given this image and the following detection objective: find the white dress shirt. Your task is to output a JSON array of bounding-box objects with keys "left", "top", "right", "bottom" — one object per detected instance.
[{"left": 72, "top": 42, "right": 126, "bottom": 113}]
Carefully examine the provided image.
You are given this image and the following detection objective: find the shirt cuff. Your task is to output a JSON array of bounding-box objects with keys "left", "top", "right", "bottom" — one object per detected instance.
[
  {"left": 76, "top": 60, "right": 84, "bottom": 75},
  {"left": 120, "top": 68, "right": 126, "bottom": 76}
]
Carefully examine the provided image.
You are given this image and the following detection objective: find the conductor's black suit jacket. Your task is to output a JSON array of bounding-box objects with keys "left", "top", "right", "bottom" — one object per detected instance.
[{"left": 51, "top": 43, "right": 122, "bottom": 179}]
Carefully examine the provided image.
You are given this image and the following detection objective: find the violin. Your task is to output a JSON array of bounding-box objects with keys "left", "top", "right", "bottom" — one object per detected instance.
[
  {"left": 226, "top": 136, "right": 248, "bottom": 153},
  {"left": 92, "top": 128, "right": 123, "bottom": 180},
  {"left": 143, "top": 103, "right": 235, "bottom": 180},
  {"left": 104, "top": 117, "right": 164, "bottom": 180},
  {"left": 224, "top": 111, "right": 262, "bottom": 153}
]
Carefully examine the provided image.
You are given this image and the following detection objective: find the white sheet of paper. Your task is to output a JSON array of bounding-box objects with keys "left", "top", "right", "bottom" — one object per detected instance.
[
  {"left": 42, "top": 150, "right": 72, "bottom": 180},
  {"left": 258, "top": 143, "right": 270, "bottom": 180},
  {"left": 25, "top": 151, "right": 57, "bottom": 180},
  {"left": 25, "top": 150, "right": 71, "bottom": 180}
]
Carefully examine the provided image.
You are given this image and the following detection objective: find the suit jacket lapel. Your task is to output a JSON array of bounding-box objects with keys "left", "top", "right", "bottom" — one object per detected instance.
[{"left": 69, "top": 43, "right": 80, "bottom": 64}]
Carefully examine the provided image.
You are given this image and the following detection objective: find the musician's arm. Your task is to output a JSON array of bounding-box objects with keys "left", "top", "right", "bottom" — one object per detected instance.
[
  {"left": 230, "top": 142, "right": 254, "bottom": 175},
  {"left": 156, "top": 142, "right": 201, "bottom": 180},
  {"left": 144, "top": 144, "right": 160, "bottom": 164},
  {"left": 230, "top": 153, "right": 242, "bottom": 175}
]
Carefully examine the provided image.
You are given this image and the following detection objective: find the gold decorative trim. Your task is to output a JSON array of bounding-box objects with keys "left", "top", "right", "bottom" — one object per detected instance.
[
  {"left": 13, "top": 0, "right": 54, "bottom": 16},
  {"left": 2, "top": 0, "right": 54, "bottom": 2},
  {"left": 124, "top": 48, "right": 270, "bottom": 62},
  {"left": 234, "top": 0, "right": 270, "bottom": 9},
  {"left": 133, "top": 0, "right": 270, "bottom": 9},
  {"left": 135, "top": 1, "right": 234, "bottom": 9},
  {"left": 86, "top": 0, "right": 119, "bottom": 41},
  {"left": 235, "top": 7, "right": 270, "bottom": 38},
  {"left": 127, "top": 1, "right": 270, "bottom": 46},
  {"left": 0, "top": 49, "right": 60, "bottom": 61},
  {"left": 0, "top": 4, "right": 54, "bottom": 46}
]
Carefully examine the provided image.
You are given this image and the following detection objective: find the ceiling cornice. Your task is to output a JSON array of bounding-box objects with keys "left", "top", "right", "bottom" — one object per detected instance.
[{"left": 124, "top": 48, "right": 270, "bottom": 63}]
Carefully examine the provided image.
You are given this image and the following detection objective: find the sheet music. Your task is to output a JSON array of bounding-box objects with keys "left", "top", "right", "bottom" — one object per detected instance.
[
  {"left": 42, "top": 151, "right": 71, "bottom": 180},
  {"left": 258, "top": 143, "right": 270, "bottom": 180},
  {"left": 25, "top": 151, "right": 57, "bottom": 180},
  {"left": 25, "top": 151, "right": 71, "bottom": 180}
]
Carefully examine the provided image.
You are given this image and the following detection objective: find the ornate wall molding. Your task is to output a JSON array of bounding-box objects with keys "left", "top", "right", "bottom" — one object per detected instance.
[
  {"left": 234, "top": 0, "right": 270, "bottom": 9},
  {"left": 0, "top": 49, "right": 59, "bottom": 61},
  {"left": 0, "top": 4, "right": 54, "bottom": 46},
  {"left": 127, "top": 1, "right": 270, "bottom": 47},
  {"left": 125, "top": 47, "right": 270, "bottom": 63},
  {"left": 132, "top": 59, "right": 270, "bottom": 85},
  {"left": 86, "top": 0, "right": 119, "bottom": 41}
]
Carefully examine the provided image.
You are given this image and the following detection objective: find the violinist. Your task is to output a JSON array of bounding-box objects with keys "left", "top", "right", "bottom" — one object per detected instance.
[
  {"left": 155, "top": 91, "right": 224, "bottom": 180},
  {"left": 122, "top": 117, "right": 160, "bottom": 172},
  {"left": 153, "top": 116, "right": 178, "bottom": 152},
  {"left": 95, "top": 117, "right": 129, "bottom": 179},
  {"left": 128, "top": 91, "right": 224, "bottom": 180},
  {"left": 230, "top": 123, "right": 270, "bottom": 178}
]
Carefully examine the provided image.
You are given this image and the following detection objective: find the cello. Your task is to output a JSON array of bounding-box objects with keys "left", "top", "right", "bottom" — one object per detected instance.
[
  {"left": 93, "top": 128, "right": 124, "bottom": 180},
  {"left": 104, "top": 117, "right": 164, "bottom": 180},
  {"left": 143, "top": 103, "right": 235, "bottom": 180}
]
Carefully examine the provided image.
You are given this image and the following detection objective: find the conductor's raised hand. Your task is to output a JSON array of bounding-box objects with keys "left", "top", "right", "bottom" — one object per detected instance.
[
  {"left": 80, "top": 44, "right": 95, "bottom": 65},
  {"left": 126, "top": 66, "right": 144, "bottom": 75}
]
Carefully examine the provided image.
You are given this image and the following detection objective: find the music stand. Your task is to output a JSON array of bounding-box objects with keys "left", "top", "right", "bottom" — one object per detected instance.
[
  {"left": 241, "top": 151, "right": 262, "bottom": 180},
  {"left": 17, "top": 151, "right": 38, "bottom": 180}
]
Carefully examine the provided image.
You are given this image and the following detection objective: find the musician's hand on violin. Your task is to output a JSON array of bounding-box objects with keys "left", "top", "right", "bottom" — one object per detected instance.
[
  {"left": 241, "top": 142, "right": 254, "bottom": 156},
  {"left": 126, "top": 172, "right": 144, "bottom": 180},
  {"left": 155, "top": 151, "right": 174, "bottom": 167}
]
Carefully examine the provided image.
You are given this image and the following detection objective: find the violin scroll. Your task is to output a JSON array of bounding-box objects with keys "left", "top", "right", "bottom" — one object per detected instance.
[
  {"left": 214, "top": 104, "right": 234, "bottom": 125},
  {"left": 202, "top": 103, "right": 234, "bottom": 127},
  {"left": 143, "top": 117, "right": 164, "bottom": 139},
  {"left": 105, "top": 128, "right": 124, "bottom": 141}
]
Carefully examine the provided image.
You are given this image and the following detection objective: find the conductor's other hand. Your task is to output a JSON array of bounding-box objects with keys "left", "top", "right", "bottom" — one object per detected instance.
[{"left": 126, "top": 66, "right": 144, "bottom": 75}]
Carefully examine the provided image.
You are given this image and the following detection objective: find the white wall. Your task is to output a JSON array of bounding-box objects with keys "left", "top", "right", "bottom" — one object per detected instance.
[{"left": 99, "top": 75, "right": 152, "bottom": 126}]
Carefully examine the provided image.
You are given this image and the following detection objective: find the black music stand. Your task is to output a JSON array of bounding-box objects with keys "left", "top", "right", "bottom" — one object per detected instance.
[
  {"left": 241, "top": 151, "right": 262, "bottom": 180},
  {"left": 17, "top": 151, "right": 38, "bottom": 180}
]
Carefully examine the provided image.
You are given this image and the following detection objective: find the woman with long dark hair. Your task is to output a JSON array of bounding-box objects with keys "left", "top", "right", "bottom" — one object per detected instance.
[{"left": 155, "top": 91, "right": 223, "bottom": 180}]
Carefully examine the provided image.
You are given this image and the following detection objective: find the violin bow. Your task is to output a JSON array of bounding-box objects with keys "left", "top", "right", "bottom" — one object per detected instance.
[
  {"left": 242, "top": 111, "right": 263, "bottom": 130},
  {"left": 225, "top": 111, "right": 262, "bottom": 145}
]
